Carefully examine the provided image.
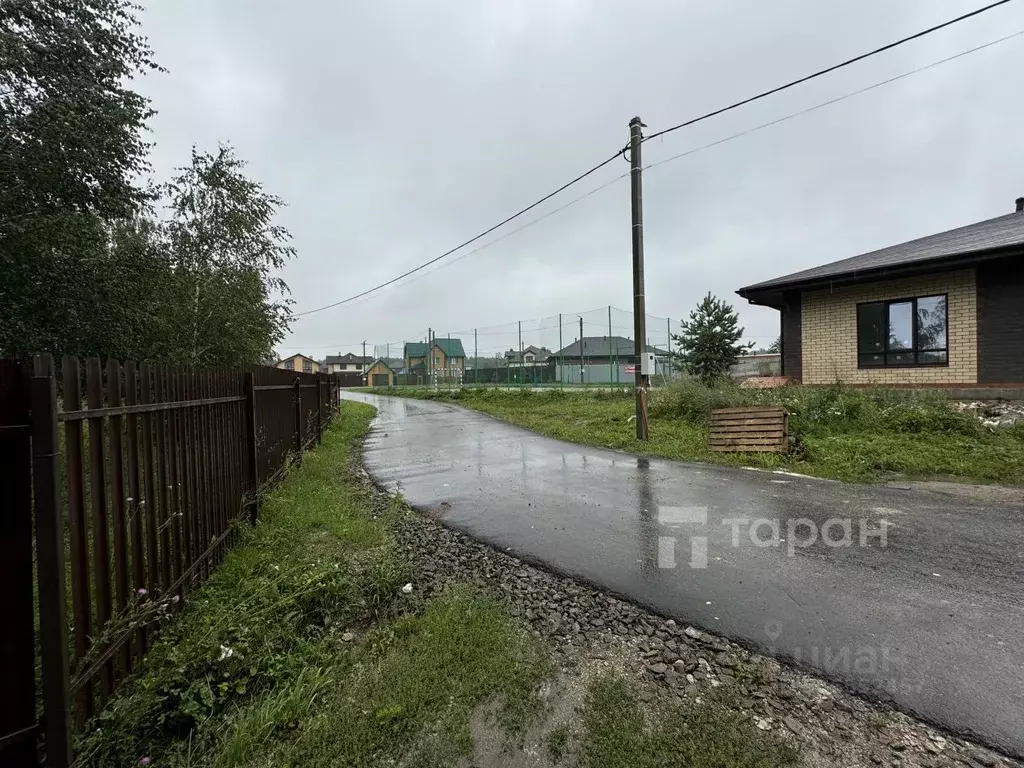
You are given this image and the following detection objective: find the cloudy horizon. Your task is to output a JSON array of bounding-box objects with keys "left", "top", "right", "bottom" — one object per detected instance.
[{"left": 137, "top": 0, "right": 1024, "bottom": 360}]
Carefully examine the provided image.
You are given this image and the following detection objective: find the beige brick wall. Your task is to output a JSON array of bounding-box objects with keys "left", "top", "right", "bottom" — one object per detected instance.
[{"left": 801, "top": 269, "right": 977, "bottom": 385}]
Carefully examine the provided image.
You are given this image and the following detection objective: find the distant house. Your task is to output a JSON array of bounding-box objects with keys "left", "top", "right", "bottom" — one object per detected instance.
[
  {"left": 738, "top": 198, "right": 1024, "bottom": 386},
  {"left": 364, "top": 359, "right": 397, "bottom": 387},
  {"left": 551, "top": 336, "right": 669, "bottom": 384},
  {"left": 431, "top": 338, "right": 466, "bottom": 379},
  {"left": 504, "top": 345, "right": 552, "bottom": 367},
  {"left": 403, "top": 342, "right": 429, "bottom": 372},
  {"left": 400, "top": 339, "right": 466, "bottom": 381},
  {"left": 325, "top": 353, "right": 370, "bottom": 373},
  {"left": 275, "top": 353, "right": 325, "bottom": 374}
]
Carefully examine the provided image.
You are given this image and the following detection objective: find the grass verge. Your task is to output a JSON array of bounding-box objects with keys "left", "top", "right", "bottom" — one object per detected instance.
[
  {"left": 74, "top": 402, "right": 549, "bottom": 768},
  {"left": 384, "top": 383, "right": 1024, "bottom": 484},
  {"left": 578, "top": 676, "right": 798, "bottom": 768}
]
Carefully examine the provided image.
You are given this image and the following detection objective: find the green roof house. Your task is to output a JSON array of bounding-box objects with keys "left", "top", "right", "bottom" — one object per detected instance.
[
  {"left": 432, "top": 338, "right": 466, "bottom": 358},
  {"left": 404, "top": 342, "right": 429, "bottom": 370},
  {"left": 431, "top": 338, "right": 466, "bottom": 380}
]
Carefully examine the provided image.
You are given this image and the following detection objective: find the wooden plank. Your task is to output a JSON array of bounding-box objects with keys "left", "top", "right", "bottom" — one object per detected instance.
[
  {"left": 85, "top": 358, "right": 115, "bottom": 697},
  {"left": 140, "top": 364, "right": 159, "bottom": 646},
  {"left": 710, "top": 406, "right": 786, "bottom": 416},
  {"left": 709, "top": 438, "right": 785, "bottom": 446},
  {"left": 710, "top": 423, "right": 787, "bottom": 433},
  {"left": 31, "top": 354, "right": 73, "bottom": 768},
  {"left": 709, "top": 415, "right": 786, "bottom": 425},
  {"left": 105, "top": 359, "right": 131, "bottom": 675},
  {"left": 154, "top": 366, "right": 172, "bottom": 592},
  {"left": 58, "top": 395, "right": 244, "bottom": 421},
  {"left": 180, "top": 369, "right": 197, "bottom": 588},
  {"left": 710, "top": 436, "right": 783, "bottom": 442},
  {"left": 243, "top": 372, "right": 259, "bottom": 522},
  {"left": 123, "top": 362, "right": 145, "bottom": 660},
  {"left": 710, "top": 422, "right": 785, "bottom": 430},
  {"left": 168, "top": 368, "right": 183, "bottom": 597},
  {"left": 229, "top": 371, "right": 243, "bottom": 525},
  {"left": 61, "top": 357, "right": 93, "bottom": 721},
  {"left": 708, "top": 442, "right": 786, "bottom": 448},
  {"left": 197, "top": 370, "right": 212, "bottom": 574},
  {"left": 1, "top": 360, "right": 39, "bottom": 768},
  {"left": 709, "top": 444, "right": 781, "bottom": 452}
]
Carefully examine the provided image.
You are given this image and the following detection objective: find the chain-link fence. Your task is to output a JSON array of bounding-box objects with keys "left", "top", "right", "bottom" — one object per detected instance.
[{"left": 365, "top": 305, "right": 689, "bottom": 389}]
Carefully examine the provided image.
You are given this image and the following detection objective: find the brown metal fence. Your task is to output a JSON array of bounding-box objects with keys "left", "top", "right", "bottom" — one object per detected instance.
[{"left": 0, "top": 354, "right": 343, "bottom": 768}]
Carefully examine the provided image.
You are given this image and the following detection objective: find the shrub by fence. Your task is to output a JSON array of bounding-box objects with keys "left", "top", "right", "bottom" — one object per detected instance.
[{"left": 0, "top": 354, "right": 343, "bottom": 768}]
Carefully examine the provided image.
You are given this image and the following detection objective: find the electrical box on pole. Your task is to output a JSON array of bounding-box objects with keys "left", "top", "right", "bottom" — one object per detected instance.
[{"left": 640, "top": 352, "right": 656, "bottom": 376}]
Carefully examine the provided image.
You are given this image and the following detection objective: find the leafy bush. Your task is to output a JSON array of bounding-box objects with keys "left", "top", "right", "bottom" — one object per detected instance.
[
  {"left": 648, "top": 379, "right": 985, "bottom": 440},
  {"left": 648, "top": 377, "right": 746, "bottom": 424}
]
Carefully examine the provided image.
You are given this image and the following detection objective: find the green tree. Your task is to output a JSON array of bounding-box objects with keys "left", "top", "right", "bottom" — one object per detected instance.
[
  {"left": 671, "top": 293, "right": 753, "bottom": 383},
  {"left": 0, "top": 0, "right": 161, "bottom": 358},
  {"left": 159, "top": 145, "right": 295, "bottom": 367}
]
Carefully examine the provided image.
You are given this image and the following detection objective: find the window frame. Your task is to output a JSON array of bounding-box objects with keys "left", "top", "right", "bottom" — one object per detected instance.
[{"left": 856, "top": 294, "right": 949, "bottom": 369}]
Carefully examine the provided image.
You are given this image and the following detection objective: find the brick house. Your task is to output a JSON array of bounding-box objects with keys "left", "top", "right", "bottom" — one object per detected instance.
[
  {"left": 430, "top": 338, "right": 466, "bottom": 377},
  {"left": 737, "top": 199, "right": 1024, "bottom": 387},
  {"left": 401, "top": 339, "right": 466, "bottom": 381},
  {"left": 275, "top": 353, "right": 325, "bottom": 374}
]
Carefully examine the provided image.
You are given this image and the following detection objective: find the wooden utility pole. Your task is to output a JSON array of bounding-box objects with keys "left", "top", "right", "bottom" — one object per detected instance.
[
  {"left": 518, "top": 319, "right": 523, "bottom": 388},
  {"left": 558, "top": 313, "right": 563, "bottom": 388},
  {"left": 667, "top": 318, "right": 672, "bottom": 380},
  {"left": 629, "top": 116, "right": 649, "bottom": 440},
  {"left": 579, "top": 316, "right": 584, "bottom": 385},
  {"left": 608, "top": 305, "right": 614, "bottom": 384}
]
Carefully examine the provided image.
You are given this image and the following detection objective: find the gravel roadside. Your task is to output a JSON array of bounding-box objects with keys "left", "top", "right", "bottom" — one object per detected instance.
[{"left": 383, "top": 481, "right": 1019, "bottom": 768}]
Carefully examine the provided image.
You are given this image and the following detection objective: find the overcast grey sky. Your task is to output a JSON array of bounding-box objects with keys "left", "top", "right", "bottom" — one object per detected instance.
[{"left": 138, "top": 0, "right": 1024, "bottom": 359}]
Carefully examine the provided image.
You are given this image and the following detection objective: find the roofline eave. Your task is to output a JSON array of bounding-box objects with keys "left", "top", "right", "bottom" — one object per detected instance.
[{"left": 737, "top": 244, "right": 1022, "bottom": 303}]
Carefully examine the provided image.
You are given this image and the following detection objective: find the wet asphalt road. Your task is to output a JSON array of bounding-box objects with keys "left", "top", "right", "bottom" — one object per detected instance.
[{"left": 343, "top": 393, "right": 1024, "bottom": 756}]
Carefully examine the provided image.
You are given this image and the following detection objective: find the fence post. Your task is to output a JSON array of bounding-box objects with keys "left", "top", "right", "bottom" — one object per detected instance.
[
  {"left": 243, "top": 372, "right": 259, "bottom": 523},
  {"left": 316, "top": 375, "right": 323, "bottom": 446},
  {"left": 31, "top": 354, "right": 73, "bottom": 768},
  {"left": 293, "top": 376, "right": 302, "bottom": 463},
  {"left": 0, "top": 360, "right": 38, "bottom": 768}
]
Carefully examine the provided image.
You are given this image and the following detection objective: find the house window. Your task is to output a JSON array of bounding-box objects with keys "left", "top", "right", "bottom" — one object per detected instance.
[
  {"left": 283, "top": 359, "right": 294, "bottom": 370},
  {"left": 857, "top": 294, "right": 948, "bottom": 367},
  {"left": 303, "top": 360, "right": 312, "bottom": 373}
]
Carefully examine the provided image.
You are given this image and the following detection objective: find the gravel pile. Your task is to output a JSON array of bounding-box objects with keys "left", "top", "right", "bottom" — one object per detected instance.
[{"left": 391, "top": 506, "right": 1019, "bottom": 768}]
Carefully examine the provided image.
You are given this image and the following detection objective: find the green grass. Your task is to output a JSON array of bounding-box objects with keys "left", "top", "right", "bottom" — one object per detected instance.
[
  {"left": 547, "top": 722, "right": 571, "bottom": 762},
  {"left": 386, "top": 384, "right": 1024, "bottom": 484},
  {"left": 579, "top": 676, "right": 798, "bottom": 768},
  {"left": 273, "top": 590, "right": 551, "bottom": 768},
  {"left": 74, "top": 402, "right": 551, "bottom": 768}
]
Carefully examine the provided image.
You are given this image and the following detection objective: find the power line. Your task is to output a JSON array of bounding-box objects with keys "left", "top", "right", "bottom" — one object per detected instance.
[
  {"left": 294, "top": 149, "right": 626, "bottom": 318},
  {"left": 292, "top": 1, "right": 1016, "bottom": 320},
  {"left": 643, "top": 29, "right": 1024, "bottom": 173},
  {"left": 296, "top": 170, "right": 632, "bottom": 315},
  {"left": 642, "top": 0, "right": 1015, "bottom": 144}
]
